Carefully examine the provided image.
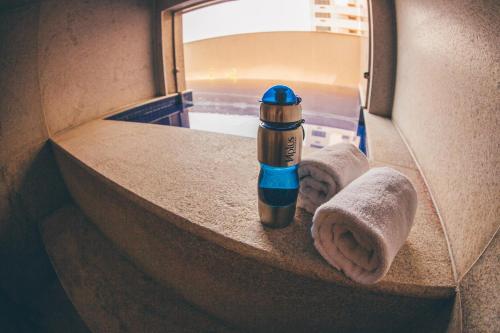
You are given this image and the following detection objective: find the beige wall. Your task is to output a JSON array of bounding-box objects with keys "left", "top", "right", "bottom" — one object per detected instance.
[
  {"left": 367, "top": 0, "right": 396, "bottom": 117},
  {"left": 184, "top": 31, "right": 362, "bottom": 88},
  {"left": 0, "top": 0, "right": 155, "bottom": 316},
  {"left": 459, "top": 231, "right": 499, "bottom": 332},
  {"left": 39, "top": 0, "right": 156, "bottom": 134},
  {"left": 392, "top": 0, "right": 499, "bottom": 281},
  {"left": 0, "top": 2, "right": 59, "bottom": 307}
]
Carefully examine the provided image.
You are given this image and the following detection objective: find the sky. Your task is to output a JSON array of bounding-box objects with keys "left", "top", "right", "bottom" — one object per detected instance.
[{"left": 182, "top": 0, "right": 313, "bottom": 43}]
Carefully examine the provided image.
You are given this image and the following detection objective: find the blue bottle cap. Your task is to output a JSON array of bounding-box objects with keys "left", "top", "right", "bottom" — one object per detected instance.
[{"left": 261, "top": 85, "right": 301, "bottom": 105}]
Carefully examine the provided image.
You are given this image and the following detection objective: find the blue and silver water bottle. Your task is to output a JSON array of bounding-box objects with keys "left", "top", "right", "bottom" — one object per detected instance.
[{"left": 257, "top": 85, "right": 304, "bottom": 228}]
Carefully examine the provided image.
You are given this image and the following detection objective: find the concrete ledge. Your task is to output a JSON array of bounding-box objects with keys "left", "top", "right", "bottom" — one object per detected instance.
[
  {"left": 40, "top": 201, "right": 450, "bottom": 332},
  {"left": 51, "top": 119, "right": 454, "bottom": 299},
  {"left": 364, "top": 110, "right": 417, "bottom": 169},
  {"left": 44, "top": 118, "right": 459, "bottom": 331},
  {"left": 40, "top": 204, "right": 234, "bottom": 333}
]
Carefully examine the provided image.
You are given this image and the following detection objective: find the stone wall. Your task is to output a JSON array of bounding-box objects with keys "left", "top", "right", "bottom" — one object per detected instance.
[
  {"left": 0, "top": 0, "right": 156, "bottom": 325},
  {"left": 392, "top": 0, "right": 499, "bottom": 279},
  {"left": 38, "top": 0, "right": 156, "bottom": 134},
  {"left": 391, "top": 0, "right": 499, "bottom": 329}
]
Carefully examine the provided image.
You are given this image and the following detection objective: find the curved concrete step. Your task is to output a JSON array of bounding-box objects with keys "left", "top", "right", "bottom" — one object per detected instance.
[
  {"left": 49, "top": 119, "right": 456, "bottom": 332},
  {"left": 40, "top": 204, "right": 235, "bottom": 333}
]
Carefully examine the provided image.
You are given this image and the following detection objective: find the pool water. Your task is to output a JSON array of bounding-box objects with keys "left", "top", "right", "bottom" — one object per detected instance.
[{"left": 107, "top": 80, "right": 363, "bottom": 151}]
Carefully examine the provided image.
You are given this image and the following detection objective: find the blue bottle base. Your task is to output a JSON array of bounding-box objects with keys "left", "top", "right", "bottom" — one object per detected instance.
[
  {"left": 258, "top": 187, "right": 298, "bottom": 207},
  {"left": 258, "top": 163, "right": 299, "bottom": 208}
]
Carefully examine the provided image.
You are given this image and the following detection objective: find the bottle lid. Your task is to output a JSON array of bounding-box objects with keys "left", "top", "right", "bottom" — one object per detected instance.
[
  {"left": 260, "top": 85, "right": 302, "bottom": 123},
  {"left": 261, "top": 85, "right": 300, "bottom": 105}
]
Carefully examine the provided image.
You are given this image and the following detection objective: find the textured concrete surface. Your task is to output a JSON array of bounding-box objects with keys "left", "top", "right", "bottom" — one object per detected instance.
[
  {"left": 0, "top": 143, "right": 69, "bottom": 303},
  {"left": 40, "top": 204, "right": 234, "bottom": 333},
  {"left": 0, "top": 1, "right": 158, "bottom": 329},
  {"left": 53, "top": 119, "right": 454, "bottom": 299},
  {"left": 0, "top": 3, "right": 47, "bottom": 161},
  {"left": 0, "top": 3, "right": 69, "bottom": 306},
  {"left": 364, "top": 110, "right": 417, "bottom": 169},
  {"left": 38, "top": 0, "right": 156, "bottom": 135},
  {"left": 460, "top": 231, "right": 499, "bottom": 333},
  {"left": 367, "top": 0, "right": 397, "bottom": 117},
  {"left": 47, "top": 158, "right": 454, "bottom": 332},
  {"left": 440, "top": 294, "right": 462, "bottom": 333},
  {"left": 392, "top": 0, "right": 500, "bottom": 279},
  {"left": 446, "top": 295, "right": 463, "bottom": 333}
]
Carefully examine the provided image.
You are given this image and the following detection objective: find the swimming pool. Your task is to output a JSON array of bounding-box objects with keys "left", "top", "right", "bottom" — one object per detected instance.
[{"left": 107, "top": 82, "right": 363, "bottom": 152}]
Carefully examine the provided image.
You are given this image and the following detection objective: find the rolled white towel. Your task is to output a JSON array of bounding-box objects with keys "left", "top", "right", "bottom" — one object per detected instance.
[
  {"left": 298, "top": 143, "right": 369, "bottom": 214},
  {"left": 311, "top": 167, "right": 417, "bottom": 284}
]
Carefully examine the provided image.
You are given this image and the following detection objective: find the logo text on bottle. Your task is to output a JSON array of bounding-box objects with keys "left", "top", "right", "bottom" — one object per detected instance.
[{"left": 284, "top": 136, "right": 297, "bottom": 163}]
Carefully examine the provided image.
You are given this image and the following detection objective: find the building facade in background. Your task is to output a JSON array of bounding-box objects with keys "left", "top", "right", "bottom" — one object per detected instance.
[{"left": 311, "top": 0, "right": 368, "bottom": 36}]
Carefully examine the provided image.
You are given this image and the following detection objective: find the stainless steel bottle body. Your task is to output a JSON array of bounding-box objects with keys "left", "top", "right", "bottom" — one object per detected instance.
[
  {"left": 257, "top": 124, "right": 303, "bottom": 228},
  {"left": 257, "top": 125, "right": 303, "bottom": 168}
]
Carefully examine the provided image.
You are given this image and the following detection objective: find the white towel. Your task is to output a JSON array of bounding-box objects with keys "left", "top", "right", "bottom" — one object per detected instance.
[
  {"left": 298, "top": 143, "right": 369, "bottom": 214},
  {"left": 311, "top": 167, "right": 417, "bottom": 284}
]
